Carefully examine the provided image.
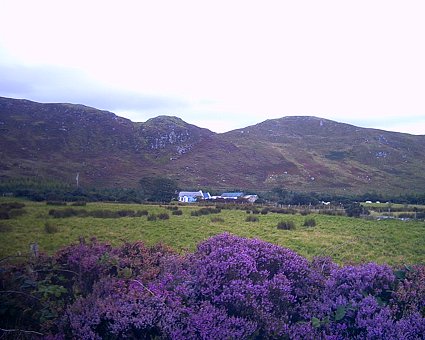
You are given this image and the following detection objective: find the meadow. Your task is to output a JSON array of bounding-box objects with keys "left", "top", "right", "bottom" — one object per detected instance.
[{"left": 1, "top": 198, "right": 424, "bottom": 266}]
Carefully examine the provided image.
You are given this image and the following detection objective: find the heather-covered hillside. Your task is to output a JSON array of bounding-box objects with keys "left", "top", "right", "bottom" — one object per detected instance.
[{"left": 1, "top": 96, "right": 425, "bottom": 194}]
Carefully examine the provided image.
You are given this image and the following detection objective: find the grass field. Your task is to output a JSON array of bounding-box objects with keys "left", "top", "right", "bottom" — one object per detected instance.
[{"left": 1, "top": 198, "right": 424, "bottom": 266}]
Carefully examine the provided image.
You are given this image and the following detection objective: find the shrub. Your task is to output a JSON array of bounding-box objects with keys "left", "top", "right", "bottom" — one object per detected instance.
[
  {"left": 211, "top": 217, "right": 225, "bottom": 223},
  {"left": 70, "top": 201, "right": 87, "bottom": 206},
  {"left": 117, "top": 210, "right": 136, "bottom": 217},
  {"left": 1, "top": 234, "right": 424, "bottom": 339},
  {"left": 260, "top": 208, "right": 269, "bottom": 215},
  {"left": 0, "top": 202, "right": 25, "bottom": 209},
  {"left": 44, "top": 221, "right": 59, "bottom": 234},
  {"left": 157, "top": 213, "right": 170, "bottom": 220},
  {"left": 245, "top": 215, "right": 259, "bottom": 222},
  {"left": 303, "top": 217, "right": 317, "bottom": 227},
  {"left": 0, "top": 209, "right": 10, "bottom": 219},
  {"left": 46, "top": 201, "right": 67, "bottom": 206},
  {"left": 269, "top": 207, "right": 297, "bottom": 214},
  {"left": 192, "top": 207, "right": 222, "bottom": 217},
  {"left": 0, "top": 202, "right": 26, "bottom": 219},
  {"left": 7, "top": 208, "right": 26, "bottom": 218},
  {"left": 135, "top": 210, "right": 149, "bottom": 216},
  {"left": 300, "top": 209, "right": 310, "bottom": 216},
  {"left": 277, "top": 220, "right": 296, "bottom": 230},
  {"left": 147, "top": 214, "right": 157, "bottom": 221},
  {"left": 172, "top": 210, "right": 183, "bottom": 216}
]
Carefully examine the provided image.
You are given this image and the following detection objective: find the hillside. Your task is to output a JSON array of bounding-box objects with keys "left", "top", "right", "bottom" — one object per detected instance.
[{"left": 1, "top": 96, "right": 424, "bottom": 194}]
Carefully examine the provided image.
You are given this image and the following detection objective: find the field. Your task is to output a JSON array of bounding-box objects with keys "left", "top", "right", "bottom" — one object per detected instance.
[{"left": 1, "top": 198, "right": 424, "bottom": 266}]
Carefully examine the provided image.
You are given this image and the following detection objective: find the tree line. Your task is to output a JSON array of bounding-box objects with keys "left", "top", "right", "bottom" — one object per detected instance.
[{"left": 1, "top": 177, "right": 425, "bottom": 205}]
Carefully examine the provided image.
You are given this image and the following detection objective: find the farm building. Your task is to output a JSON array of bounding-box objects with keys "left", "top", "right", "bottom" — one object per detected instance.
[
  {"left": 178, "top": 190, "right": 210, "bottom": 203},
  {"left": 221, "top": 192, "right": 244, "bottom": 200},
  {"left": 243, "top": 195, "right": 259, "bottom": 203}
]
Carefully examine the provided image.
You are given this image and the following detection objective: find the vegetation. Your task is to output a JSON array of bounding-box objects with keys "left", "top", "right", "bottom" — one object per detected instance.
[
  {"left": 0, "top": 234, "right": 424, "bottom": 338},
  {"left": 245, "top": 215, "right": 259, "bottom": 222},
  {"left": 139, "top": 176, "right": 179, "bottom": 202},
  {"left": 277, "top": 220, "right": 296, "bottom": 230},
  {"left": 1, "top": 198, "right": 423, "bottom": 266},
  {"left": 304, "top": 217, "right": 317, "bottom": 227}
]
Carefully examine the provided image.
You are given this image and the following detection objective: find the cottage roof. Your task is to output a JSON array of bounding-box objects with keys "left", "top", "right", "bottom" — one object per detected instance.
[{"left": 178, "top": 191, "right": 203, "bottom": 197}]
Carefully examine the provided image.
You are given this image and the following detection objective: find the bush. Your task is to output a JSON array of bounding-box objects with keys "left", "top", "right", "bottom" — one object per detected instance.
[
  {"left": 172, "top": 210, "right": 183, "bottom": 216},
  {"left": 147, "top": 214, "right": 157, "bottom": 221},
  {"left": 70, "top": 201, "right": 87, "bottom": 206},
  {"left": 277, "top": 220, "right": 296, "bottom": 230},
  {"left": 0, "top": 202, "right": 26, "bottom": 219},
  {"left": 46, "top": 201, "right": 67, "bottom": 206},
  {"left": 0, "top": 234, "right": 424, "bottom": 339},
  {"left": 157, "top": 213, "right": 170, "bottom": 220},
  {"left": 7, "top": 209, "right": 26, "bottom": 218},
  {"left": 0, "top": 202, "right": 25, "bottom": 209},
  {"left": 44, "top": 221, "right": 59, "bottom": 234},
  {"left": 0, "top": 209, "right": 10, "bottom": 219},
  {"left": 192, "top": 207, "right": 221, "bottom": 216},
  {"left": 260, "top": 208, "right": 269, "bottom": 215},
  {"left": 245, "top": 215, "right": 259, "bottom": 222},
  {"left": 211, "top": 217, "right": 225, "bottom": 223},
  {"left": 269, "top": 207, "right": 297, "bottom": 214},
  {"left": 135, "top": 210, "right": 149, "bottom": 216},
  {"left": 300, "top": 209, "right": 310, "bottom": 216},
  {"left": 303, "top": 217, "right": 317, "bottom": 227}
]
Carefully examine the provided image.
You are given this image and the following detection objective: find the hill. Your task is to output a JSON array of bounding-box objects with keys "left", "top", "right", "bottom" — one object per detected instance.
[{"left": 1, "top": 96, "right": 424, "bottom": 195}]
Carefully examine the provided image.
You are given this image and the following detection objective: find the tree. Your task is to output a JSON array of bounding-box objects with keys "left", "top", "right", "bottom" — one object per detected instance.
[
  {"left": 344, "top": 202, "right": 369, "bottom": 218},
  {"left": 139, "top": 176, "right": 178, "bottom": 202}
]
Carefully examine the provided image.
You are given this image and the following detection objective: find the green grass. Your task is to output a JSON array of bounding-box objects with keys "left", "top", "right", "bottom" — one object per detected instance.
[{"left": 0, "top": 199, "right": 424, "bottom": 266}]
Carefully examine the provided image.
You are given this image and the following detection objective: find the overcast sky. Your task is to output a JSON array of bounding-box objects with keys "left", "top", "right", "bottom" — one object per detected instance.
[{"left": 1, "top": 0, "right": 424, "bottom": 134}]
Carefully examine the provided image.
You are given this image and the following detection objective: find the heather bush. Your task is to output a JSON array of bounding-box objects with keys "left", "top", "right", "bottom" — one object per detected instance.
[
  {"left": 269, "top": 207, "right": 297, "bottom": 214},
  {"left": 0, "top": 202, "right": 26, "bottom": 220},
  {"left": 7, "top": 208, "right": 26, "bottom": 218},
  {"left": 245, "top": 215, "right": 259, "bottom": 222},
  {"left": 277, "top": 220, "right": 296, "bottom": 230},
  {"left": 70, "top": 201, "right": 87, "bottom": 206},
  {"left": 303, "top": 217, "right": 317, "bottom": 227},
  {"left": 46, "top": 201, "right": 67, "bottom": 206},
  {"left": 191, "top": 207, "right": 221, "bottom": 216},
  {"left": 147, "top": 214, "right": 157, "bottom": 221},
  {"left": 172, "top": 209, "right": 183, "bottom": 215},
  {"left": 211, "top": 216, "right": 225, "bottom": 223},
  {"left": 1, "top": 234, "right": 424, "bottom": 339},
  {"left": 135, "top": 209, "right": 149, "bottom": 216},
  {"left": 0, "top": 202, "right": 26, "bottom": 209},
  {"left": 260, "top": 207, "right": 269, "bottom": 214},
  {"left": 157, "top": 212, "right": 170, "bottom": 220}
]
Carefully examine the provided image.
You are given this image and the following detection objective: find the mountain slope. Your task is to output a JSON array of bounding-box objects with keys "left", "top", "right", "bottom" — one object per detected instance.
[
  {"left": 223, "top": 116, "right": 425, "bottom": 194},
  {"left": 1, "top": 97, "right": 424, "bottom": 194}
]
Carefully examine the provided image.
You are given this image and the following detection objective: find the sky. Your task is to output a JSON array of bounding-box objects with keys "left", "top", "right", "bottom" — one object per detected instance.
[{"left": 1, "top": 0, "right": 425, "bottom": 135}]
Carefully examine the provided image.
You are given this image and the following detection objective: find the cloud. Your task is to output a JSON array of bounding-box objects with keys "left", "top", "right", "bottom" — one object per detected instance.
[{"left": 0, "top": 62, "right": 187, "bottom": 116}]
